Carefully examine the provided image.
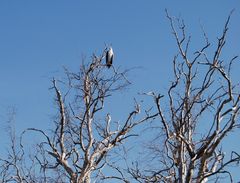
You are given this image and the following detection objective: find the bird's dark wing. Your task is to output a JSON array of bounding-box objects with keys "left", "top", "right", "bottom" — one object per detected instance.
[
  {"left": 106, "top": 51, "right": 112, "bottom": 68},
  {"left": 106, "top": 51, "right": 109, "bottom": 64}
]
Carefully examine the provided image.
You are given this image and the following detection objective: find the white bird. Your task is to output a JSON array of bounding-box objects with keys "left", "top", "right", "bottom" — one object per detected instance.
[{"left": 106, "top": 47, "right": 114, "bottom": 68}]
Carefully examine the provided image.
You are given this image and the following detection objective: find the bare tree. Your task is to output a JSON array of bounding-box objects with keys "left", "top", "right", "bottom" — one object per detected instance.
[
  {"left": 1, "top": 9, "right": 240, "bottom": 183},
  {"left": 1, "top": 49, "right": 156, "bottom": 183},
  {"left": 0, "top": 109, "right": 40, "bottom": 183},
  {"left": 129, "top": 10, "right": 240, "bottom": 183}
]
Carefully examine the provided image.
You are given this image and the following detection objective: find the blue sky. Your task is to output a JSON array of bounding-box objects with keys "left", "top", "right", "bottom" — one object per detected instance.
[{"left": 0, "top": 0, "right": 240, "bottom": 181}]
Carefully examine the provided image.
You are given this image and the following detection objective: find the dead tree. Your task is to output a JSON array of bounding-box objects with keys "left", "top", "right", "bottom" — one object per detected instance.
[
  {"left": 129, "top": 10, "right": 240, "bottom": 183},
  {"left": 8, "top": 49, "right": 157, "bottom": 183},
  {"left": 0, "top": 109, "right": 41, "bottom": 183}
]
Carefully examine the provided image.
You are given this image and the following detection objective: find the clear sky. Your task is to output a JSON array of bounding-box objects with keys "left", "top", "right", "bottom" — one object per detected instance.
[{"left": 0, "top": 0, "right": 240, "bottom": 181}]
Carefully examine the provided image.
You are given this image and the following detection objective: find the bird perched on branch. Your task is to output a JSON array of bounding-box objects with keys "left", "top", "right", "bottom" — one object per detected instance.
[{"left": 106, "top": 47, "right": 114, "bottom": 68}]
